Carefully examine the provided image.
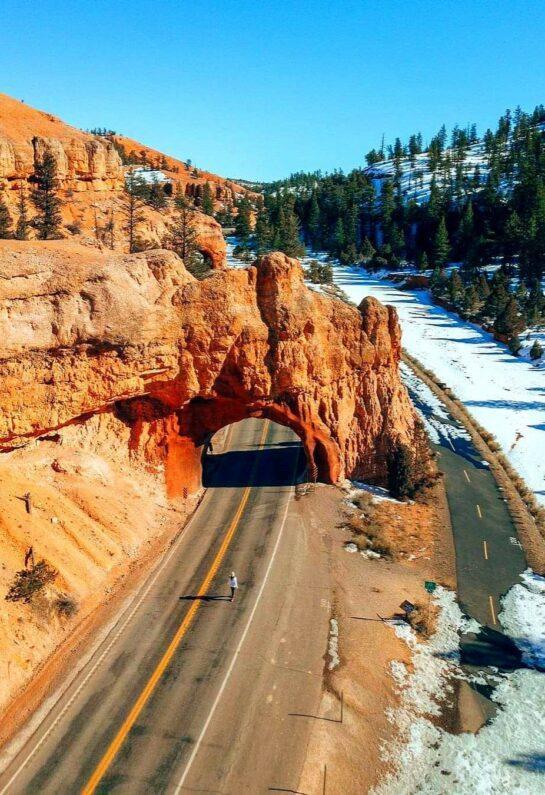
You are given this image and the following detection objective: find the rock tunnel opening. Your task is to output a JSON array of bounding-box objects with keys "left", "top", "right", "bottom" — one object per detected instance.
[
  {"left": 168, "top": 396, "right": 342, "bottom": 498},
  {"left": 115, "top": 393, "right": 342, "bottom": 499},
  {"left": 202, "top": 418, "right": 307, "bottom": 489},
  {"left": 194, "top": 250, "right": 214, "bottom": 271}
]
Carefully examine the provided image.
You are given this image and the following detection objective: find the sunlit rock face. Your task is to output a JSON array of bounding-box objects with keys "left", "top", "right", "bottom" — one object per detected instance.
[{"left": 0, "top": 241, "right": 419, "bottom": 497}]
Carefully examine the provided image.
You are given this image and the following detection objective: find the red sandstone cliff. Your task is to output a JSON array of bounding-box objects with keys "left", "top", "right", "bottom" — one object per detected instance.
[
  {"left": 0, "top": 241, "right": 419, "bottom": 495},
  {"left": 0, "top": 93, "right": 253, "bottom": 266}
]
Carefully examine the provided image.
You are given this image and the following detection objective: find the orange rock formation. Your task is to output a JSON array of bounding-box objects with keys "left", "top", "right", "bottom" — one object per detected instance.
[
  {"left": 0, "top": 241, "right": 419, "bottom": 497},
  {"left": 0, "top": 93, "right": 253, "bottom": 267}
]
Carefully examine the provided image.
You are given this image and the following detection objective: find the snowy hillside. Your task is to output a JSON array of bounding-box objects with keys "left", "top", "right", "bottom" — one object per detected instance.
[
  {"left": 332, "top": 264, "right": 545, "bottom": 507},
  {"left": 364, "top": 121, "right": 545, "bottom": 205},
  {"left": 364, "top": 142, "right": 488, "bottom": 204}
]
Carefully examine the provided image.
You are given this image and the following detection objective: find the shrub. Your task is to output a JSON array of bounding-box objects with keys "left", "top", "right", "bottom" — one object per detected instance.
[
  {"left": 387, "top": 444, "right": 415, "bottom": 500},
  {"left": 5, "top": 560, "right": 57, "bottom": 604},
  {"left": 54, "top": 594, "right": 79, "bottom": 619},
  {"left": 508, "top": 334, "right": 522, "bottom": 356},
  {"left": 306, "top": 259, "right": 333, "bottom": 284},
  {"left": 65, "top": 222, "right": 82, "bottom": 235},
  {"left": 530, "top": 339, "right": 543, "bottom": 360}
]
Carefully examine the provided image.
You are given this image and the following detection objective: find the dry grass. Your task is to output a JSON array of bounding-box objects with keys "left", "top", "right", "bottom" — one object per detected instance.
[
  {"left": 342, "top": 487, "right": 440, "bottom": 564},
  {"left": 406, "top": 601, "right": 440, "bottom": 639}
]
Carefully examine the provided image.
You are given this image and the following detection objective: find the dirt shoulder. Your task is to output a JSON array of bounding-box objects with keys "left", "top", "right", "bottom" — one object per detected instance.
[{"left": 295, "top": 475, "right": 454, "bottom": 795}]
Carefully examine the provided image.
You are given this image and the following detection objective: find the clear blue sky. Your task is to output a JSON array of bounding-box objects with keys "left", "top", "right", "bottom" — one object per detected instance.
[{"left": 1, "top": 0, "right": 545, "bottom": 181}]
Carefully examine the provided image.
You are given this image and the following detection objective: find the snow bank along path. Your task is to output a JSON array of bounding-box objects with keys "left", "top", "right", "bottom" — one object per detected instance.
[
  {"left": 373, "top": 578, "right": 545, "bottom": 795},
  {"left": 333, "top": 265, "right": 545, "bottom": 508}
]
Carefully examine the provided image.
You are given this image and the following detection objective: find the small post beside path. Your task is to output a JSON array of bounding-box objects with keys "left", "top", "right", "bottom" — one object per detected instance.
[{"left": 424, "top": 580, "right": 437, "bottom": 625}]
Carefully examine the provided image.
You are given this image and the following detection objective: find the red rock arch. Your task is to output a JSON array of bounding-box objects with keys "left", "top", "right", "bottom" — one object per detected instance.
[
  {"left": 0, "top": 244, "right": 419, "bottom": 500},
  {"left": 116, "top": 393, "right": 341, "bottom": 499}
]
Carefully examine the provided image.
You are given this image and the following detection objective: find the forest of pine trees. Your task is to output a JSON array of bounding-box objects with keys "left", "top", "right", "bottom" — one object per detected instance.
[{"left": 257, "top": 104, "right": 545, "bottom": 348}]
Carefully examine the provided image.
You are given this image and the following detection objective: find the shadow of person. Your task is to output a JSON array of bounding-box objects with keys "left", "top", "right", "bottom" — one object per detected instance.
[{"left": 179, "top": 594, "right": 231, "bottom": 602}]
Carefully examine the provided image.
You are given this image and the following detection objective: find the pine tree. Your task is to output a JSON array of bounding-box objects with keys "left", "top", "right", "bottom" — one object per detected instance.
[
  {"left": 476, "top": 272, "right": 491, "bottom": 303},
  {"left": 166, "top": 194, "right": 202, "bottom": 275},
  {"left": 235, "top": 197, "right": 252, "bottom": 242},
  {"left": 201, "top": 182, "right": 214, "bottom": 216},
  {"left": 32, "top": 150, "right": 63, "bottom": 239},
  {"left": 15, "top": 185, "right": 30, "bottom": 240},
  {"left": 494, "top": 296, "right": 525, "bottom": 337},
  {"left": 504, "top": 210, "right": 524, "bottom": 264},
  {"left": 276, "top": 202, "right": 304, "bottom": 257},
  {"left": 530, "top": 339, "right": 543, "bottom": 360},
  {"left": 457, "top": 201, "right": 474, "bottom": 259},
  {"left": 387, "top": 444, "right": 415, "bottom": 500},
  {"left": 380, "top": 180, "right": 395, "bottom": 244},
  {"left": 485, "top": 269, "right": 510, "bottom": 319},
  {"left": 254, "top": 205, "right": 272, "bottom": 254},
  {"left": 430, "top": 265, "right": 448, "bottom": 299},
  {"left": 122, "top": 169, "right": 146, "bottom": 253},
  {"left": 333, "top": 217, "right": 345, "bottom": 254},
  {"left": 508, "top": 334, "right": 522, "bottom": 355},
  {"left": 361, "top": 237, "right": 375, "bottom": 262},
  {"left": 462, "top": 283, "right": 483, "bottom": 318},
  {"left": 147, "top": 176, "right": 168, "bottom": 210},
  {"left": 417, "top": 251, "right": 429, "bottom": 272},
  {"left": 0, "top": 192, "right": 13, "bottom": 238},
  {"left": 526, "top": 281, "right": 545, "bottom": 325},
  {"left": 307, "top": 192, "right": 320, "bottom": 247},
  {"left": 433, "top": 217, "right": 450, "bottom": 266},
  {"left": 448, "top": 269, "right": 465, "bottom": 305}
]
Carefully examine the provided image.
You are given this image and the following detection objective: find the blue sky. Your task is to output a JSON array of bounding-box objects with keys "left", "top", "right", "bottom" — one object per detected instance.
[{"left": 1, "top": 0, "right": 545, "bottom": 181}]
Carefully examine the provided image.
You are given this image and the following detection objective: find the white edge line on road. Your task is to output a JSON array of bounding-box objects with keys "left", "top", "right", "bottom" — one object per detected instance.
[
  {"left": 0, "top": 492, "right": 209, "bottom": 795},
  {"left": 173, "top": 488, "right": 294, "bottom": 794}
]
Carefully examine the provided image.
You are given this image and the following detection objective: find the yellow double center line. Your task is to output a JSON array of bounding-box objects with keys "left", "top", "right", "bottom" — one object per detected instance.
[{"left": 82, "top": 420, "right": 270, "bottom": 794}]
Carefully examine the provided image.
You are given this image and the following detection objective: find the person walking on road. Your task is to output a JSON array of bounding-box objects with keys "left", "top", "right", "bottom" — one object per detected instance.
[{"left": 229, "top": 571, "right": 238, "bottom": 602}]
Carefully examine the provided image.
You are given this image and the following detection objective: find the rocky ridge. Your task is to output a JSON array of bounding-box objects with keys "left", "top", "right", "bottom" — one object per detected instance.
[{"left": 0, "top": 93, "right": 255, "bottom": 266}]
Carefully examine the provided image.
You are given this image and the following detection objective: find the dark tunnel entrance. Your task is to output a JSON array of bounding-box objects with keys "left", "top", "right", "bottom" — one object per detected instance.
[{"left": 202, "top": 418, "right": 308, "bottom": 489}]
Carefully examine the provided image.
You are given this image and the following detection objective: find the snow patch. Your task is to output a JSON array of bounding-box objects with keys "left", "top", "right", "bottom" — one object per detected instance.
[
  {"left": 341, "top": 478, "right": 400, "bottom": 504},
  {"left": 500, "top": 569, "right": 545, "bottom": 670},
  {"left": 374, "top": 574, "right": 545, "bottom": 794},
  {"left": 328, "top": 618, "right": 340, "bottom": 671}
]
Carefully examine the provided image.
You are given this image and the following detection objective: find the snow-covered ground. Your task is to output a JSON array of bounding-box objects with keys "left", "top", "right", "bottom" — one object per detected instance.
[
  {"left": 374, "top": 575, "right": 545, "bottom": 794},
  {"left": 125, "top": 167, "right": 170, "bottom": 184},
  {"left": 225, "top": 236, "right": 245, "bottom": 269},
  {"left": 364, "top": 140, "right": 488, "bottom": 204},
  {"left": 333, "top": 265, "right": 545, "bottom": 507}
]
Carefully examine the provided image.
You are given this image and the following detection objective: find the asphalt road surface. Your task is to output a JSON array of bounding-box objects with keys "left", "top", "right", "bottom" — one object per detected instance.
[
  {"left": 406, "top": 377, "right": 527, "bottom": 675},
  {"left": 0, "top": 418, "right": 331, "bottom": 794}
]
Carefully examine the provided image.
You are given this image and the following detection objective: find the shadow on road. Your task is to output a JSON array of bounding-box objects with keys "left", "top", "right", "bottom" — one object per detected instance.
[
  {"left": 460, "top": 626, "right": 523, "bottom": 671},
  {"left": 435, "top": 625, "right": 524, "bottom": 675},
  {"left": 203, "top": 443, "right": 305, "bottom": 488},
  {"left": 179, "top": 594, "right": 231, "bottom": 602}
]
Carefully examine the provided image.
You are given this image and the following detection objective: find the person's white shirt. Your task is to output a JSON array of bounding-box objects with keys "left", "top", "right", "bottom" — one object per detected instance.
[{"left": 229, "top": 574, "right": 238, "bottom": 588}]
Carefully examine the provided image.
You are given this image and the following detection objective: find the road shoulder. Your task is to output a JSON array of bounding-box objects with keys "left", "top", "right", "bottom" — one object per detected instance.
[{"left": 294, "top": 478, "right": 454, "bottom": 794}]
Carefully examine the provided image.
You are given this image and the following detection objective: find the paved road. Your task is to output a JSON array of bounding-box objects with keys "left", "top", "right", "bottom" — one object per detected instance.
[
  {"left": 0, "top": 418, "right": 330, "bottom": 794},
  {"left": 405, "top": 375, "right": 527, "bottom": 673}
]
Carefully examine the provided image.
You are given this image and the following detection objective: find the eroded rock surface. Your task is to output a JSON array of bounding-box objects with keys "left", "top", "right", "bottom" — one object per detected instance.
[
  {"left": 0, "top": 241, "right": 419, "bottom": 496},
  {"left": 0, "top": 92, "right": 237, "bottom": 267}
]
